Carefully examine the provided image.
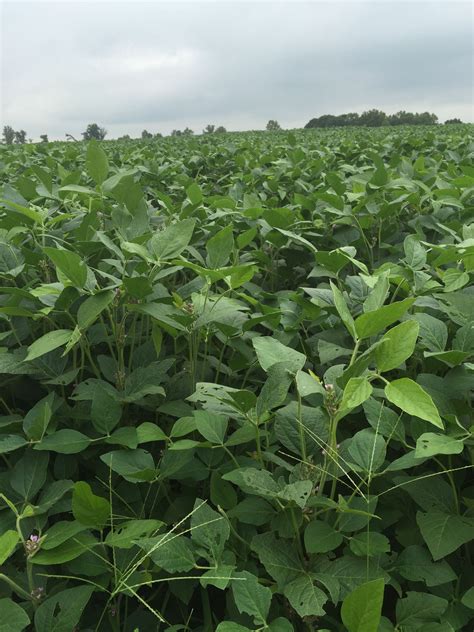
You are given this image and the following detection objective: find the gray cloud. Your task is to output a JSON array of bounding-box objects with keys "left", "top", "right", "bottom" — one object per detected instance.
[{"left": 1, "top": 1, "right": 472, "bottom": 139}]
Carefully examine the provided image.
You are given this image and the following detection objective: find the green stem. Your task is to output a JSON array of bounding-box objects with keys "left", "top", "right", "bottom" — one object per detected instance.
[
  {"left": 297, "top": 391, "right": 307, "bottom": 463},
  {"left": 349, "top": 339, "right": 361, "bottom": 367},
  {"left": 0, "top": 573, "right": 32, "bottom": 601}
]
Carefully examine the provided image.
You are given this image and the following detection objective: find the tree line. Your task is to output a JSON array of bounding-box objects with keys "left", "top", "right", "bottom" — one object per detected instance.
[
  {"left": 304, "top": 109, "right": 462, "bottom": 128},
  {"left": 1, "top": 114, "right": 465, "bottom": 144}
]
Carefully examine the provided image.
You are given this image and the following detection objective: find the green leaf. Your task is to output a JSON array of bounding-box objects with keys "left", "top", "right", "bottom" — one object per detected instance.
[
  {"left": 251, "top": 533, "right": 300, "bottom": 587},
  {"left": 330, "top": 281, "right": 357, "bottom": 340},
  {"left": 461, "top": 586, "right": 474, "bottom": 609},
  {"left": 206, "top": 225, "right": 234, "bottom": 268},
  {"left": 304, "top": 520, "right": 343, "bottom": 553},
  {"left": 0, "top": 599, "right": 30, "bottom": 632},
  {"left": 86, "top": 140, "right": 109, "bottom": 185},
  {"left": 91, "top": 388, "right": 121, "bottom": 434},
  {"left": 72, "top": 481, "right": 110, "bottom": 529},
  {"left": 355, "top": 298, "right": 415, "bottom": 339},
  {"left": 338, "top": 377, "right": 373, "bottom": 419},
  {"left": 216, "top": 624, "right": 251, "bottom": 632},
  {"left": 191, "top": 499, "right": 230, "bottom": 563},
  {"left": 210, "top": 472, "right": 238, "bottom": 510},
  {"left": 415, "top": 433, "right": 464, "bottom": 458},
  {"left": 105, "top": 427, "right": 138, "bottom": 448},
  {"left": 411, "top": 314, "right": 447, "bottom": 352},
  {"left": 100, "top": 449, "right": 156, "bottom": 482},
  {"left": 223, "top": 468, "right": 279, "bottom": 500},
  {"left": 404, "top": 235, "right": 427, "bottom": 269},
  {"left": 275, "top": 402, "right": 329, "bottom": 458},
  {"left": 267, "top": 618, "right": 294, "bottom": 632},
  {"left": 186, "top": 181, "right": 203, "bottom": 204},
  {"left": 396, "top": 592, "right": 448, "bottom": 627},
  {"left": 105, "top": 519, "right": 163, "bottom": 549},
  {"left": 137, "top": 533, "right": 196, "bottom": 572},
  {"left": 200, "top": 562, "right": 235, "bottom": 589},
  {"left": 385, "top": 378, "right": 443, "bottom": 428},
  {"left": 34, "top": 585, "right": 94, "bottom": 632},
  {"left": 0, "top": 242, "right": 25, "bottom": 277},
  {"left": 256, "top": 362, "right": 293, "bottom": 417},
  {"left": 43, "top": 247, "right": 87, "bottom": 288},
  {"left": 10, "top": 451, "right": 49, "bottom": 500},
  {"left": 348, "top": 429, "right": 386, "bottom": 473},
  {"left": 41, "top": 521, "right": 87, "bottom": 550},
  {"left": 194, "top": 410, "right": 228, "bottom": 444},
  {"left": 0, "top": 197, "right": 42, "bottom": 223},
  {"left": 232, "top": 571, "right": 272, "bottom": 624},
  {"left": 442, "top": 268, "right": 469, "bottom": 292},
  {"left": 0, "top": 530, "right": 19, "bottom": 565},
  {"left": 229, "top": 497, "right": 275, "bottom": 526},
  {"left": 23, "top": 393, "right": 54, "bottom": 440},
  {"left": 341, "top": 578, "right": 384, "bottom": 632},
  {"left": 252, "top": 336, "right": 306, "bottom": 373},
  {"left": 0, "top": 435, "right": 28, "bottom": 454},
  {"left": 363, "top": 274, "right": 390, "bottom": 312},
  {"left": 136, "top": 422, "right": 167, "bottom": 443},
  {"left": 35, "top": 480, "right": 73, "bottom": 514},
  {"left": 283, "top": 575, "right": 328, "bottom": 618},
  {"left": 77, "top": 289, "right": 114, "bottom": 330},
  {"left": 416, "top": 511, "right": 474, "bottom": 560},
  {"left": 349, "top": 532, "right": 390, "bottom": 557},
  {"left": 375, "top": 320, "right": 419, "bottom": 372},
  {"left": 363, "top": 398, "right": 405, "bottom": 443},
  {"left": 394, "top": 545, "right": 456, "bottom": 587},
  {"left": 31, "top": 532, "right": 97, "bottom": 565},
  {"left": 122, "top": 360, "right": 172, "bottom": 402},
  {"left": 149, "top": 219, "right": 196, "bottom": 261},
  {"left": 34, "top": 429, "right": 91, "bottom": 454},
  {"left": 278, "top": 481, "right": 313, "bottom": 509},
  {"left": 296, "top": 370, "right": 326, "bottom": 398},
  {"left": 25, "top": 329, "right": 73, "bottom": 362}
]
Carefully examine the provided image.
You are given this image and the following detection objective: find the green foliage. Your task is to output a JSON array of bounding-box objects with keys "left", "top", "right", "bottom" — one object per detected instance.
[
  {"left": 2, "top": 125, "right": 15, "bottom": 145},
  {"left": 305, "top": 109, "right": 438, "bottom": 128},
  {"left": 82, "top": 122, "right": 107, "bottom": 140},
  {"left": 266, "top": 120, "right": 282, "bottom": 131},
  {"left": 0, "top": 125, "right": 472, "bottom": 630}
]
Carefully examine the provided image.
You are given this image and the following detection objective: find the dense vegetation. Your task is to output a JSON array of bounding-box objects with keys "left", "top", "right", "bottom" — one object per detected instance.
[
  {"left": 0, "top": 125, "right": 473, "bottom": 632},
  {"left": 304, "top": 110, "right": 440, "bottom": 129}
]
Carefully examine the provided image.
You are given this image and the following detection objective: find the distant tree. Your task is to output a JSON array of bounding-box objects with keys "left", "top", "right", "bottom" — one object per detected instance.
[
  {"left": 388, "top": 111, "right": 415, "bottom": 126},
  {"left": 141, "top": 130, "right": 153, "bottom": 139},
  {"left": 2, "top": 125, "right": 15, "bottom": 144},
  {"left": 82, "top": 123, "right": 107, "bottom": 141},
  {"left": 305, "top": 109, "right": 439, "bottom": 129},
  {"left": 14, "top": 130, "right": 27, "bottom": 144},
  {"left": 305, "top": 114, "right": 338, "bottom": 129},
  {"left": 171, "top": 129, "right": 183, "bottom": 137},
  {"left": 182, "top": 128, "right": 193, "bottom": 136},
  {"left": 40, "top": 134, "right": 48, "bottom": 143},
  {"left": 266, "top": 119, "right": 282, "bottom": 131},
  {"left": 118, "top": 134, "right": 132, "bottom": 140},
  {"left": 154, "top": 132, "right": 163, "bottom": 138},
  {"left": 203, "top": 124, "right": 215, "bottom": 134},
  {"left": 304, "top": 118, "right": 319, "bottom": 129},
  {"left": 359, "top": 109, "right": 387, "bottom": 127},
  {"left": 445, "top": 118, "right": 463, "bottom": 125},
  {"left": 340, "top": 112, "right": 360, "bottom": 126},
  {"left": 65, "top": 133, "right": 79, "bottom": 141},
  {"left": 215, "top": 126, "right": 227, "bottom": 133},
  {"left": 414, "top": 112, "right": 438, "bottom": 125}
]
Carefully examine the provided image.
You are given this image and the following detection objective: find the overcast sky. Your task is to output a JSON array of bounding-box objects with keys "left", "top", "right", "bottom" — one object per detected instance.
[{"left": 1, "top": 1, "right": 472, "bottom": 139}]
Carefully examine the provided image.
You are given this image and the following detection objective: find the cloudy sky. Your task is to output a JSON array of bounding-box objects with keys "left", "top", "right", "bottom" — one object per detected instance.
[{"left": 1, "top": 0, "right": 472, "bottom": 139}]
